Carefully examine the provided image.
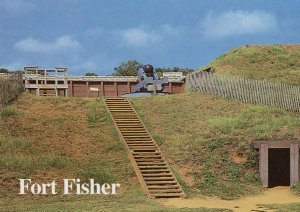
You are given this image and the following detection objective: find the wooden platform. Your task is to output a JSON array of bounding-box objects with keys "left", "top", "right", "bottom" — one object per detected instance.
[{"left": 104, "top": 97, "right": 186, "bottom": 198}]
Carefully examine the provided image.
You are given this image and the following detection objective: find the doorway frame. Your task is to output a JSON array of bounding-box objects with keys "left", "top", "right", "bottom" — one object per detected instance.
[{"left": 254, "top": 140, "right": 300, "bottom": 187}]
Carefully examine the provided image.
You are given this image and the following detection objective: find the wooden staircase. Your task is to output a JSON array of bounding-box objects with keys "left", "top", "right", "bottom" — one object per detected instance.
[{"left": 104, "top": 97, "right": 185, "bottom": 198}]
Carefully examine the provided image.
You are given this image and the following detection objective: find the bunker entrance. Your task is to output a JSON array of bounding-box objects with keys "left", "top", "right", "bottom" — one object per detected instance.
[
  {"left": 268, "top": 148, "right": 290, "bottom": 187},
  {"left": 255, "top": 141, "right": 300, "bottom": 188}
]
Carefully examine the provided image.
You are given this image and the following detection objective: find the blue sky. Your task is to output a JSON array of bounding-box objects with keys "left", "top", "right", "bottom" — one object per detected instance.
[{"left": 0, "top": 0, "right": 299, "bottom": 75}]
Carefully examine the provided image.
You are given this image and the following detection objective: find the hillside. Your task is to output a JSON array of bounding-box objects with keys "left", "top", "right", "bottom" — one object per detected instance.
[
  {"left": 0, "top": 94, "right": 228, "bottom": 211},
  {"left": 131, "top": 92, "right": 300, "bottom": 199},
  {"left": 200, "top": 44, "right": 300, "bottom": 85}
]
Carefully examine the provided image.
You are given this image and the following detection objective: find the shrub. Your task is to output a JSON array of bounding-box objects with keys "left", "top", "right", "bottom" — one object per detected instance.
[{"left": 0, "top": 76, "right": 24, "bottom": 105}]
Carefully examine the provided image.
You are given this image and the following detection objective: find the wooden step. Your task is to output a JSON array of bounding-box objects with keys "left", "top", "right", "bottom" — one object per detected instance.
[
  {"left": 128, "top": 144, "right": 157, "bottom": 147},
  {"left": 137, "top": 162, "right": 167, "bottom": 165},
  {"left": 118, "top": 126, "right": 145, "bottom": 128},
  {"left": 130, "top": 147, "right": 157, "bottom": 150},
  {"left": 123, "top": 135, "right": 150, "bottom": 139},
  {"left": 138, "top": 165, "right": 168, "bottom": 169},
  {"left": 132, "top": 152, "right": 160, "bottom": 155},
  {"left": 142, "top": 173, "right": 172, "bottom": 177},
  {"left": 140, "top": 169, "right": 170, "bottom": 173},
  {"left": 136, "top": 160, "right": 165, "bottom": 163},
  {"left": 147, "top": 185, "right": 180, "bottom": 189},
  {"left": 143, "top": 177, "right": 175, "bottom": 181},
  {"left": 126, "top": 142, "right": 155, "bottom": 145},
  {"left": 126, "top": 140, "right": 153, "bottom": 143},
  {"left": 153, "top": 193, "right": 184, "bottom": 198},
  {"left": 146, "top": 181, "right": 178, "bottom": 185},
  {"left": 133, "top": 155, "right": 163, "bottom": 159},
  {"left": 149, "top": 189, "right": 183, "bottom": 193}
]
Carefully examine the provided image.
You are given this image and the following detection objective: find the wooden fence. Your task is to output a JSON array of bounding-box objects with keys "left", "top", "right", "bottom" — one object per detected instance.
[
  {"left": 186, "top": 71, "right": 300, "bottom": 112},
  {"left": 0, "top": 72, "right": 24, "bottom": 105}
]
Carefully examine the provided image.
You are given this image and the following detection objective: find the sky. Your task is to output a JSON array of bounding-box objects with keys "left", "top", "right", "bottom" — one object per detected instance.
[{"left": 0, "top": 0, "right": 299, "bottom": 75}]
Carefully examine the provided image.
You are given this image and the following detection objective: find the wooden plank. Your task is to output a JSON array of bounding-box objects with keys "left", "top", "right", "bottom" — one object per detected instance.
[
  {"left": 290, "top": 144, "right": 299, "bottom": 186},
  {"left": 260, "top": 143, "right": 268, "bottom": 187}
]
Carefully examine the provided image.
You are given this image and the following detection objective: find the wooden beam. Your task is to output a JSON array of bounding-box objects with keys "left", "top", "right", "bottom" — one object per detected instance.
[
  {"left": 127, "top": 82, "right": 131, "bottom": 93},
  {"left": 290, "top": 144, "right": 299, "bottom": 186},
  {"left": 70, "top": 81, "right": 73, "bottom": 97},
  {"left": 86, "top": 81, "right": 89, "bottom": 97},
  {"left": 114, "top": 82, "right": 118, "bottom": 96},
  {"left": 101, "top": 81, "right": 104, "bottom": 97},
  {"left": 260, "top": 143, "right": 268, "bottom": 187},
  {"left": 254, "top": 140, "right": 300, "bottom": 148}
]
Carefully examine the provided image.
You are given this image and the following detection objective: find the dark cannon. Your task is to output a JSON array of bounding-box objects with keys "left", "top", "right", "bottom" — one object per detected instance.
[{"left": 122, "top": 64, "right": 169, "bottom": 97}]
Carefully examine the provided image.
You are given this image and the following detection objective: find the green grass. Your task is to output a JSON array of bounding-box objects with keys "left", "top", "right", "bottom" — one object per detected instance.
[
  {"left": 86, "top": 99, "right": 112, "bottom": 128},
  {"left": 0, "top": 154, "right": 72, "bottom": 171},
  {"left": 78, "top": 166, "right": 116, "bottom": 184},
  {"left": 0, "top": 105, "right": 21, "bottom": 118},
  {"left": 0, "top": 137, "right": 33, "bottom": 151},
  {"left": 292, "top": 181, "right": 300, "bottom": 195},
  {"left": 262, "top": 203, "right": 300, "bottom": 212},
  {"left": 199, "top": 44, "right": 300, "bottom": 86}
]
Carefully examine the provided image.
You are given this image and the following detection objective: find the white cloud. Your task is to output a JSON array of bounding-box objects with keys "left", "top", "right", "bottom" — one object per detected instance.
[
  {"left": 14, "top": 35, "right": 81, "bottom": 53},
  {"left": 202, "top": 10, "right": 277, "bottom": 38},
  {"left": 120, "top": 27, "right": 161, "bottom": 47},
  {"left": 0, "top": 0, "right": 36, "bottom": 14}
]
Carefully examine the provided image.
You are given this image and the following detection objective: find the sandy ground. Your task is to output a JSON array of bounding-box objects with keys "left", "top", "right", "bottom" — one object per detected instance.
[{"left": 163, "top": 187, "right": 300, "bottom": 212}]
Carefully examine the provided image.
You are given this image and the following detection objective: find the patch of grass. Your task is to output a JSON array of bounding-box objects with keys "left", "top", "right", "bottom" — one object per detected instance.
[
  {"left": 0, "top": 137, "right": 33, "bottom": 151},
  {"left": 201, "top": 44, "right": 300, "bottom": 86},
  {"left": 0, "top": 105, "right": 20, "bottom": 118},
  {"left": 86, "top": 99, "right": 113, "bottom": 128},
  {"left": 87, "top": 104, "right": 101, "bottom": 127},
  {"left": 262, "top": 203, "right": 300, "bottom": 212},
  {"left": 210, "top": 137, "right": 229, "bottom": 151},
  {"left": 0, "top": 155, "right": 36, "bottom": 172},
  {"left": 0, "top": 154, "right": 72, "bottom": 170},
  {"left": 40, "top": 154, "right": 72, "bottom": 169},
  {"left": 209, "top": 105, "right": 300, "bottom": 140},
  {"left": 104, "top": 141, "right": 124, "bottom": 152},
  {"left": 292, "top": 181, "right": 300, "bottom": 196},
  {"left": 78, "top": 166, "right": 116, "bottom": 184}
]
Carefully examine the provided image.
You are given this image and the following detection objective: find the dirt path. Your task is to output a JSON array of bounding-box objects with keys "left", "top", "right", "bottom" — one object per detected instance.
[{"left": 163, "top": 187, "right": 300, "bottom": 212}]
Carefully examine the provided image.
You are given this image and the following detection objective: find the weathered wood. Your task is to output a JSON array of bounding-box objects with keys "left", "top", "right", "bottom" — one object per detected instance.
[
  {"left": 290, "top": 144, "right": 299, "bottom": 186},
  {"left": 104, "top": 97, "right": 186, "bottom": 198},
  {"left": 187, "top": 71, "right": 300, "bottom": 112},
  {"left": 260, "top": 143, "right": 269, "bottom": 187}
]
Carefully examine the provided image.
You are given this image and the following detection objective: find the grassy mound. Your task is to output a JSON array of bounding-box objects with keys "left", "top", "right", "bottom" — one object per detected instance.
[
  {"left": 0, "top": 94, "right": 136, "bottom": 196},
  {"left": 0, "top": 94, "right": 227, "bottom": 211},
  {"left": 131, "top": 92, "right": 300, "bottom": 199},
  {"left": 200, "top": 44, "right": 300, "bottom": 85}
]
